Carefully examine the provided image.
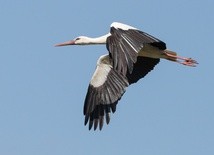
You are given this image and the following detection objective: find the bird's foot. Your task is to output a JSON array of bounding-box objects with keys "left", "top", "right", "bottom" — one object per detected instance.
[
  {"left": 178, "top": 58, "right": 198, "bottom": 67},
  {"left": 164, "top": 52, "right": 198, "bottom": 67}
]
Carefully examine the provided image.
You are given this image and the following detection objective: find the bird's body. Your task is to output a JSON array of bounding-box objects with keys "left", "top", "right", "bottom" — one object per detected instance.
[{"left": 55, "top": 22, "right": 198, "bottom": 130}]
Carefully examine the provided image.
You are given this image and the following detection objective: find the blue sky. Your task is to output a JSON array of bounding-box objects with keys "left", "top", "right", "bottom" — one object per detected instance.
[{"left": 0, "top": 0, "right": 213, "bottom": 155}]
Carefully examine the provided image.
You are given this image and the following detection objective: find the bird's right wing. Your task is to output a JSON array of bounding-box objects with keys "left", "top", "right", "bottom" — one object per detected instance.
[
  {"left": 106, "top": 26, "right": 166, "bottom": 75},
  {"left": 84, "top": 56, "right": 129, "bottom": 130}
]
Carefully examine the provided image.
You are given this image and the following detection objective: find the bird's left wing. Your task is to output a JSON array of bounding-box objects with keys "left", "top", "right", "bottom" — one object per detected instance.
[{"left": 84, "top": 55, "right": 129, "bottom": 130}]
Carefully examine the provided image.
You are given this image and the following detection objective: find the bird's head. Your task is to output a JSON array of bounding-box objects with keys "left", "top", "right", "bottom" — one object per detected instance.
[{"left": 55, "top": 36, "right": 93, "bottom": 46}]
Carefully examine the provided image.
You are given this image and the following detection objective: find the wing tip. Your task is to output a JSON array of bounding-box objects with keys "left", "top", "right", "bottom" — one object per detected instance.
[{"left": 84, "top": 107, "right": 113, "bottom": 131}]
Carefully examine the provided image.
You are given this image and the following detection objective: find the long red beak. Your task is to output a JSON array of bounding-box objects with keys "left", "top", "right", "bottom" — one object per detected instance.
[{"left": 55, "top": 40, "right": 75, "bottom": 47}]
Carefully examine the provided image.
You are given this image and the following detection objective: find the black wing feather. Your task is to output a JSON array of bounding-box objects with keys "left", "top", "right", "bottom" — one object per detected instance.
[
  {"left": 106, "top": 27, "right": 166, "bottom": 75},
  {"left": 84, "top": 67, "right": 129, "bottom": 130},
  {"left": 126, "top": 56, "right": 160, "bottom": 84}
]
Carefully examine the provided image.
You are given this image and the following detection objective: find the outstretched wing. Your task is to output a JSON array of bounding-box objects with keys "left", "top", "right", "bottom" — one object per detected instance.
[
  {"left": 106, "top": 23, "right": 166, "bottom": 75},
  {"left": 84, "top": 55, "right": 129, "bottom": 130}
]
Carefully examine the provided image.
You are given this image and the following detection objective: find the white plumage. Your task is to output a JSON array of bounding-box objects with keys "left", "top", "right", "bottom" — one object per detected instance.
[{"left": 55, "top": 22, "right": 198, "bottom": 130}]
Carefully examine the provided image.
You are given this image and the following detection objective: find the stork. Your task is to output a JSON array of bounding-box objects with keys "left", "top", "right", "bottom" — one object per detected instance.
[{"left": 55, "top": 22, "right": 198, "bottom": 130}]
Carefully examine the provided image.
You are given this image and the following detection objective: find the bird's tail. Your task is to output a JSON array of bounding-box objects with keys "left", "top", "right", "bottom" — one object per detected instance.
[{"left": 163, "top": 49, "right": 177, "bottom": 61}]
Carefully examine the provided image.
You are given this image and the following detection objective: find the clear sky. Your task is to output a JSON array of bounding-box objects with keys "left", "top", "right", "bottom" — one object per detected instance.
[{"left": 0, "top": 0, "right": 213, "bottom": 155}]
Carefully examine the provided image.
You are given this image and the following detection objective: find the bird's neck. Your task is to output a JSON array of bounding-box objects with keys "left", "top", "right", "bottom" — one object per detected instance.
[{"left": 86, "top": 33, "right": 110, "bottom": 44}]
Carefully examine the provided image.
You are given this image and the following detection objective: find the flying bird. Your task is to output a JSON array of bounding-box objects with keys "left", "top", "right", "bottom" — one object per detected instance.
[{"left": 55, "top": 22, "right": 198, "bottom": 130}]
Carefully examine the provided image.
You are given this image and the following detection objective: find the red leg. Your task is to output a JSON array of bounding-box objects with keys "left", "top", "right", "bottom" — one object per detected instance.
[{"left": 164, "top": 52, "right": 198, "bottom": 67}]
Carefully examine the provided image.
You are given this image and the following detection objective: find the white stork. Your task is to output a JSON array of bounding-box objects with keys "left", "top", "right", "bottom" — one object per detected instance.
[{"left": 55, "top": 22, "right": 198, "bottom": 130}]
